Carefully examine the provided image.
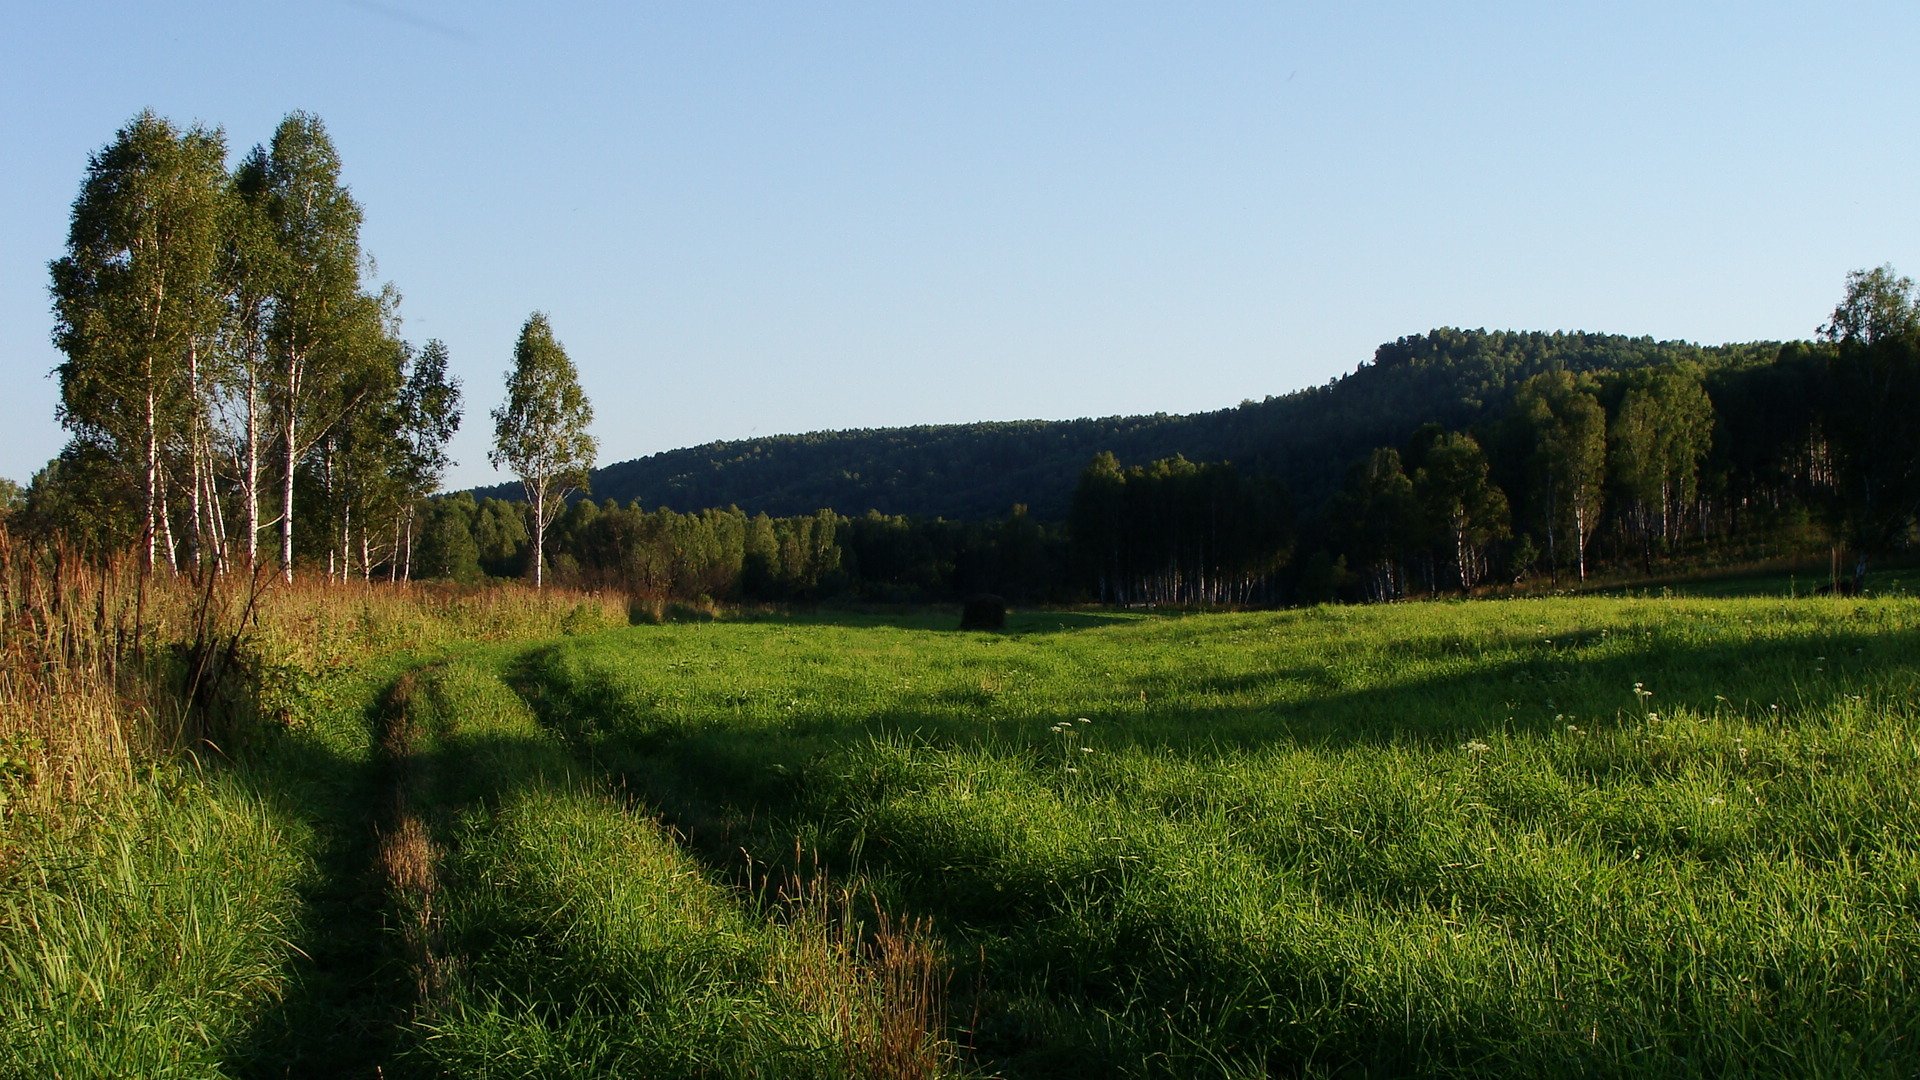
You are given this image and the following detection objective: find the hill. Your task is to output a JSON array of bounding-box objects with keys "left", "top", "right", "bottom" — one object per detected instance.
[{"left": 479, "top": 329, "right": 1786, "bottom": 520}]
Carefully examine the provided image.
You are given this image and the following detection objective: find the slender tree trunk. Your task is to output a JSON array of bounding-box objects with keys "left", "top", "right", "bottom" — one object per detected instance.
[
  {"left": 245, "top": 365, "right": 261, "bottom": 568},
  {"left": 206, "top": 460, "right": 228, "bottom": 569},
  {"left": 159, "top": 484, "right": 178, "bottom": 573},
  {"left": 533, "top": 484, "right": 546, "bottom": 589},
  {"left": 281, "top": 402, "right": 297, "bottom": 583},
  {"left": 145, "top": 375, "right": 161, "bottom": 573},
  {"left": 1574, "top": 503, "right": 1589, "bottom": 582},
  {"left": 187, "top": 340, "right": 205, "bottom": 569},
  {"left": 402, "top": 507, "right": 415, "bottom": 583},
  {"left": 1544, "top": 483, "right": 1560, "bottom": 588}
]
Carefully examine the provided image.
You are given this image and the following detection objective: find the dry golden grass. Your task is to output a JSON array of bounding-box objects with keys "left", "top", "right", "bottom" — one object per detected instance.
[
  {"left": 0, "top": 524, "right": 625, "bottom": 839},
  {"left": 769, "top": 854, "right": 951, "bottom": 1080},
  {"left": 0, "top": 533, "right": 150, "bottom": 815}
]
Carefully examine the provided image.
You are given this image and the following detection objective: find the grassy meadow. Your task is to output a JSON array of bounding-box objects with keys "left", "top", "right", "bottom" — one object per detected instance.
[{"left": 3, "top": 575, "right": 1919, "bottom": 1075}]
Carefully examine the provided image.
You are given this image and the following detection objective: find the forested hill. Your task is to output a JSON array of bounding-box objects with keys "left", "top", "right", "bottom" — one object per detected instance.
[{"left": 495, "top": 329, "right": 1786, "bottom": 520}]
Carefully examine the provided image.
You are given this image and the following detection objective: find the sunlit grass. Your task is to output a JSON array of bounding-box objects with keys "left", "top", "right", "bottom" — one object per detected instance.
[
  {"left": 4, "top": 573, "right": 1915, "bottom": 1075},
  {"left": 0, "top": 769, "right": 308, "bottom": 1075},
  {"left": 510, "top": 596, "right": 1920, "bottom": 1075}
]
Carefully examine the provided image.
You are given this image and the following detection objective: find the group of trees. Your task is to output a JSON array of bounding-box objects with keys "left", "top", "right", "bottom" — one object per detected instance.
[
  {"left": 561, "top": 329, "right": 1791, "bottom": 524},
  {"left": 27, "top": 112, "right": 1920, "bottom": 605},
  {"left": 34, "top": 110, "right": 598, "bottom": 587},
  {"left": 1299, "top": 268, "right": 1920, "bottom": 598},
  {"left": 407, "top": 495, "right": 1072, "bottom": 606},
  {"left": 1068, "top": 453, "right": 1290, "bottom": 604},
  {"left": 40, "top": 109, "right": 460, "bottom": 580}
]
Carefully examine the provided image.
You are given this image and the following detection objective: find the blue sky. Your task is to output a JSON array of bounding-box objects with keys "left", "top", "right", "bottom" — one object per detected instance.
[{"left": 5, "top": 2, "right": 1916, "bottom": 491}]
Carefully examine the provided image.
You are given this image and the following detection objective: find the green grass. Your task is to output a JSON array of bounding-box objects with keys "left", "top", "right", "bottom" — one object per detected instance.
[
  {"left": 501, "top": 597, "right": 1920, "bottom": 1076},
  {"left": 0, "top": 576, "right": 628, "bottom": 1078},
  {"left": 398, "top": 650, "right": 946, "bottom": 1078},
  {"left": 0, "top": 770, "right": 309, "bottom": 1077},
  {"left": 5, "top": 591, "right": 1917, "bottom": 1076}
]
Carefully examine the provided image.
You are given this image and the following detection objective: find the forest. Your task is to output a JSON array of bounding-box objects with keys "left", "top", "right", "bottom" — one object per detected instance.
[
  {"left": 20, "top": 108, "right": 1920, "bottom": 610},
  {"left": 316, "top": 315, "right": 1918, "bottom": 610}
]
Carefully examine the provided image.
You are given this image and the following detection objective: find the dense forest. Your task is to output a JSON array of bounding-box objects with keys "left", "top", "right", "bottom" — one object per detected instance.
[
  {"left": 429, "top": 299, "right": 1913, "bottom": 608},
  {"left": 488, "top": 329, "right": 1780, "bottom": 521},
  {"left": 22, "top": 110, "right": 1920, "bottom": 610}
]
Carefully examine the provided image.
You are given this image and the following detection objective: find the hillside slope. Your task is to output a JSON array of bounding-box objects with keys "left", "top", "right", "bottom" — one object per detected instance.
[{"left": 480, "top": 329, "right": 1784, "bottom": 520}]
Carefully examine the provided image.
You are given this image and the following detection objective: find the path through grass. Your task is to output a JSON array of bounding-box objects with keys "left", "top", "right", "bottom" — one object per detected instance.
[{"left": 6, "top": 595, "right": 1917, "bottom": 1076}]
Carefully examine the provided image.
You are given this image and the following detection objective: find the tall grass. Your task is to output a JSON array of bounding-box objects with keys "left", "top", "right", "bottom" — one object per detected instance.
[
  {"left": 0, "top": 525, "right": 629, "bottom": 1077},
  {"left": 0, "top": 772, "right": 308, "bottom": 1076},
  {"left": 0, "top": 532, "right": 157, "bottom": 815}
]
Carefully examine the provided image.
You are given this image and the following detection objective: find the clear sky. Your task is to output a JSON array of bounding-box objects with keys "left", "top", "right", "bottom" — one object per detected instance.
[{"left": 5, "top": 2, "right": 1917, "bottom": 491}]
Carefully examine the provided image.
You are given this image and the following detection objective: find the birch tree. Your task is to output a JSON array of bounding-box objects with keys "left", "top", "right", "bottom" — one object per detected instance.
[
  {"left": 50, "top": 111, "right": 227, "bottom": 573},
  {"left": 260, "top": 111, "right": 373, "bottom": 581},
  {"left": 396, "top": 339, "right": 462, "bottom": 579},
  {"left": 1514, "top": 371, "right": 1606, "bottom": 582},
  {"left": 490, "top": 313, "right": 596, "bottom": 588}
]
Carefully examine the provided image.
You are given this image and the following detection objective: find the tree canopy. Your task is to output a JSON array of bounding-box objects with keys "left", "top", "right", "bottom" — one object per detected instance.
[{"left": 490, "top": 312, "right": 596, "bottom": 588}]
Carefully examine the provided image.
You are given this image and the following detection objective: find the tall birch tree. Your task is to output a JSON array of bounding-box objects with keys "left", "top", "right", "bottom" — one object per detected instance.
[
  {"left": 260, "top": 111, "right": 371, "bottom": 581},
  {"left": 491, "top": 313, "right": 595, "bottom": 589},
  {"left": 50, "top": 111, "right": 228, "bottom": 573},
  {"left": 1514, "top": 370, "right": 1606, "bottom": 582}
]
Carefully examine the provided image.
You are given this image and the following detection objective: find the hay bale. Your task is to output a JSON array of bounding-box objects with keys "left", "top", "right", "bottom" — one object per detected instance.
[{"left": 959, "top": 594, "right": 1007, "bottom": 631}]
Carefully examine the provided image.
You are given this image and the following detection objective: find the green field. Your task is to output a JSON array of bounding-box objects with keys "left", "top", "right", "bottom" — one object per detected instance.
[{"left": 7, "top": 596, "right": 1920, "bottom": 1077}]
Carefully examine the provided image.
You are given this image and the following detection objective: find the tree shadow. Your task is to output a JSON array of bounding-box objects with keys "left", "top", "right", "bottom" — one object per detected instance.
[
  {"left": 494, "top": 616, "right": 1920, "bottom": 924},
  {"left": 226, "top": 722, "right": 411, "bottom": 1079},
  {"left": 276, "top": 615, "right": 1912, "bottom": 1078},
  {"left": 227, "top": 666, "right": 596, "bottom": 1079}
]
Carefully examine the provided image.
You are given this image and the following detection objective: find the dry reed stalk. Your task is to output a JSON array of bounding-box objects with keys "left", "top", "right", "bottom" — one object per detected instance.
[{"left": 0, "top": 529, "right": 157, "bottom": 816}]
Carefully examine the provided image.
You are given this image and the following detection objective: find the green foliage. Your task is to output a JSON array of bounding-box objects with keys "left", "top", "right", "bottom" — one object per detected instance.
[
  {"left": 18, "top": 444, "right": 139, "bottom": 554},
  {"left": 1513, "top": 370, "right": 1608, "bottom": 581},
  {"left": 1333, "top": 446, "right": 1420, "bottom": 600},
  {"left": 550, "top": 329, "right": 1776, "bottom": 523},
  {"left": 1412, "top": 430, "right": 1510, "bottom": 589},
  {"left": 1609, "top": 365, "right": 1713, "bottom": 562},
  {"left": 1068, "top": 453, "right": 1291, "bottom": 604},
  {"left": 49, "top": 111, "right": 229, "bottom": 567},
  {"left": 40, "top": 108, "right": 457, "bottom": 580},
  {"left": 491, "top": 313, "right": 596, "bottom": 588},
  {"left": 1818, "top": 266, "right": 1920, "bottom": 584},
  {"left": 413, "top": 493, "right": 483, "bottom": 582},
  {"left": 470, "top": 496, "right": 530, "bottom": 579}
]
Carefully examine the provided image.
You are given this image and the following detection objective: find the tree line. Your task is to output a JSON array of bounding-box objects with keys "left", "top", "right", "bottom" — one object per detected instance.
[
  {"left": 406, "top": 495, "right": 1072, "bottom": 606},
  {"left": 1291, "top": 267, "right": 1920, "bottom": 600},
  {"left": 445, "top": 265, "right": 1912, "bottom": 608},
  {"left": 543, "top": 329, "right": 1787, "bottom": 523}
]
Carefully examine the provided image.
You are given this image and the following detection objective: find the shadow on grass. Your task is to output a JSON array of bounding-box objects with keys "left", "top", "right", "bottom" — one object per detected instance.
[
  {"left": 502, "top": 614, "right": 1920, "bottom": 1074},
  {"left": 510, "top": 616, "right": 1920, "bottom": 762},
  {"left": 228, "top": 665, "right": 596, "bottom": 1079},
  {"left": 491, "top": 617, "right": 1920, "bottom": 925},
  {"left": 492, "top": 617, "right": 1920, "bottom": 909},
  {"left": 227, "top": 723, "right": 411, "bottom": 1079},
  {"left": 278, "top": 615, "right": 1910, "bottom": 1079}
]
